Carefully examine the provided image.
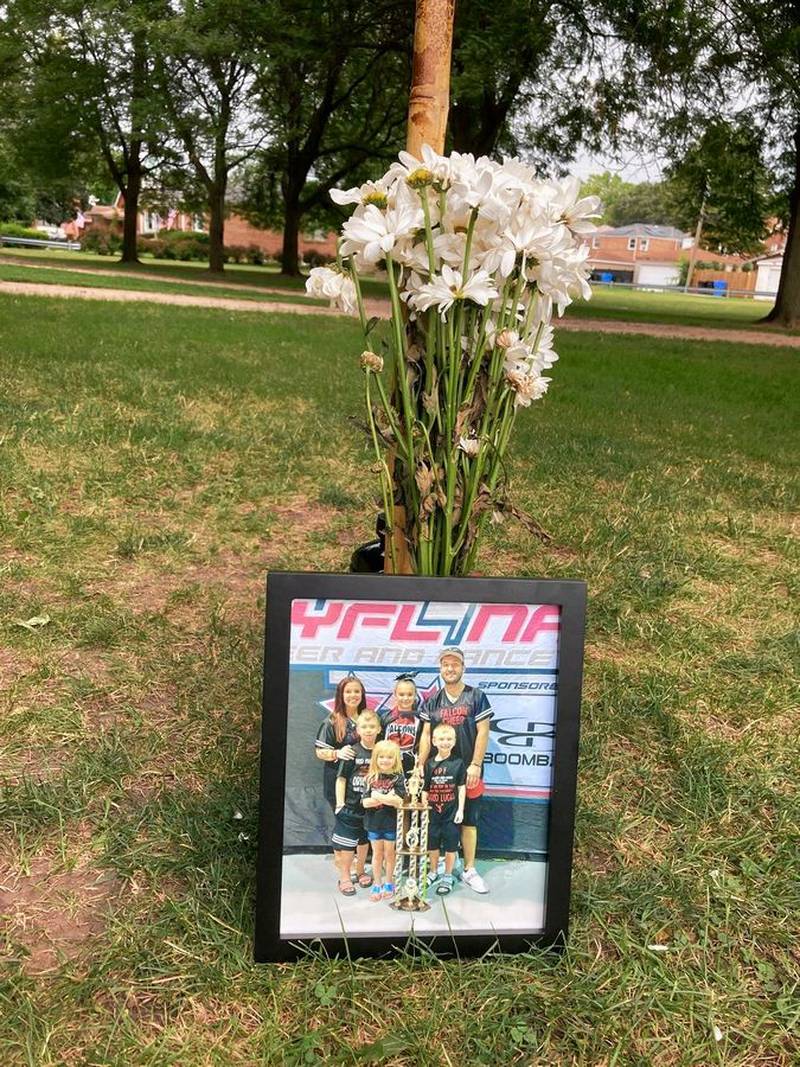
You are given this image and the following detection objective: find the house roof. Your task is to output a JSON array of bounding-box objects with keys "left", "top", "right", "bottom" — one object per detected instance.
[{"left": 597, "top": 223, "right": 689, "bottom": 240}]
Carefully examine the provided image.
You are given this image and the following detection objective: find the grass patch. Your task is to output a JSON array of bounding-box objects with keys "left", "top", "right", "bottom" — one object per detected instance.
[
  {"left": 0, "top": 294, "right": 798, "bottom": 1064},
  {"left": 0, "top": 260, "right": 326, "bottom": 306}
]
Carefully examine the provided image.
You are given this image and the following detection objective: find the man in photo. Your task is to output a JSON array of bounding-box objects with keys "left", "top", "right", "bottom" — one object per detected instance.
[{"left": 418, "top": 646, "right": 492, "bottom": 894}]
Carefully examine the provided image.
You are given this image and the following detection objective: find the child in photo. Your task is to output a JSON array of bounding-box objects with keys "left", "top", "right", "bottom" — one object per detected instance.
[
  {"left": 361, "top": 740, "right": 406, "bottom": 902},
  {"left": 332, "top": 709, "right": 381, "bottom": 896},
  {"left": 422, "top": 723, "right": 466, "bottom": 896},
  {"left": 379, "top": 675, "right": 420, "bottom": 776}
]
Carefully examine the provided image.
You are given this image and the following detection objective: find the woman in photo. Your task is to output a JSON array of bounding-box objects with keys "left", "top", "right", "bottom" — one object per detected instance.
[{"left": 314, "top": 675, "right": 367, "bottom": 810}]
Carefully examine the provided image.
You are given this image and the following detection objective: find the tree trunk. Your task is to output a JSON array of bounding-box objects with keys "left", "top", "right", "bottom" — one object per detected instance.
[
  {"left": 120, "top": 146, "right": 141, "bottom": 264},
  {"left": 281, "top": 191, "right": 302, "bottom": 275},
  {"left": 761, "top": 122, "right": 800, "bottom": 328},
  {"left": 207, "top": 177, "right": 226, "bottom": 273}
]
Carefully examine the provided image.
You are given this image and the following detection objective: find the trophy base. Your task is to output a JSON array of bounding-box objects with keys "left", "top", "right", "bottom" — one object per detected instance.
[{"left": 390, "top": 898, "right": 431, "bottom": 912}]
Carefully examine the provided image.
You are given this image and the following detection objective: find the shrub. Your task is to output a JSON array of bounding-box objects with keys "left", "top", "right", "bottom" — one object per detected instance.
[
  {"left": 80, "top": 229, "right": 122, "bottom": 255},
  {"left": 303, "top": 248, "right": 335, "bottom": 268},
  {"left": 224, "top": 244, "right": 249, "bottom": 264},
  {"left": 0, "top": 222, "right": 51, "bottom": 241},
  {"left": 139, "top": 237, "right": 166, "bottom": 258},
  {"left": 247, "top": 245, "right": 266, "bottom": 265}
]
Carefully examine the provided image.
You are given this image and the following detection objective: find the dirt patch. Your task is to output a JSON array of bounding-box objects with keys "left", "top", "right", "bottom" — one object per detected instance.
[
  {"left": 0, "top": 847, "right": 122, "bottom": 974},
  {"left": 0, "top": 647, "right": 38, "bottom": 690}
]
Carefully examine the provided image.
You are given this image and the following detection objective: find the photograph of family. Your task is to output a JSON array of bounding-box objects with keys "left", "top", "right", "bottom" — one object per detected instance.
[{"left": 278, "top": 596, "right": 562, "bottom": 940}]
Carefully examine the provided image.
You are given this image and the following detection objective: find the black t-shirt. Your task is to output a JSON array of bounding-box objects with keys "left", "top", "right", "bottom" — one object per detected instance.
[
  {"left": 361, "top": 771, "right": 407, "bottom": 832},
  {"left": 420, "top": 685, "right": 492, "bottom": 770},
  {"left": 316, "top": 715, "right": 359, "bottom": 803},
  {"left": 379, "top": 707, "right": 420, "bottom": 755},
  {"left": 423, "top": 756, "right": 466, "bottom": 817},
  {"left": 336, "top": 742, "right": 375, "bottom": 810}
]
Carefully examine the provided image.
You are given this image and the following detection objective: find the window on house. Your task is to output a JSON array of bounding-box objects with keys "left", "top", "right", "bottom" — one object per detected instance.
[
  {"left": 627, "top": 237, "right": 636, "bottom": 250},
  {"left": 192, "top": 214, "right": 204, "bottom": 232},
  {"left": 592, "top": 236, "right": 599, "bottom": 248},
  {"left": 639, "top": 238, "right": 649, "bottom": 251}
]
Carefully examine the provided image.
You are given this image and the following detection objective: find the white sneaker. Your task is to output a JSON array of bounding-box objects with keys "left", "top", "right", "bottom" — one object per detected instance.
[{"left": 461, "top": 867, "right": 488, "bottom": 894}]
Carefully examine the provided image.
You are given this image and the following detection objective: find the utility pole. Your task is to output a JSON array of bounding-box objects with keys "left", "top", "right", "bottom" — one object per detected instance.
[
  {"left": 684, "top": 199, "right": 706, "bottom": 293},
  {"left": 386, "top": 0, "right": 455, "bottom": 574}
]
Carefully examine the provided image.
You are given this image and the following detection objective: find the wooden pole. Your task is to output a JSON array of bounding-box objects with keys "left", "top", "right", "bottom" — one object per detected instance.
[
  {"left": 386, "top": 0, "right": 455, "bottom": 574},
  {"left": 684, "top": 200, "right": 706, "bottom": 293}
]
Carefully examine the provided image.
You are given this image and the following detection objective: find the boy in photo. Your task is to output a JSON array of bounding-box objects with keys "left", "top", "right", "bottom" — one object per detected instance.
[
  {"left": 418, "top": 646, "right": 493, "bottom": 894},
  {"left": 332, "top": 709, "right": 381, "bottom": 896},
  {"left": 422, "top": 723, "right": 466, "bottom": 896}
]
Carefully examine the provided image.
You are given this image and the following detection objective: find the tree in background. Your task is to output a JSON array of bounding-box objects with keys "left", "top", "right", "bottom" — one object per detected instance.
[
  {"left": 250, "top": 0, "right": 410, "bottom": 275},
  {"left": 153, "top": 0, "right": 266, "bottom": 273},
  {"left": 5, "top": 0, "right": 172, "bottom": 262},
  {"left": 664, "top": 118, "right": 769, "bottom": 255},
  {"left": 720, "top": 1, "right": 800, "bottom": 326}
]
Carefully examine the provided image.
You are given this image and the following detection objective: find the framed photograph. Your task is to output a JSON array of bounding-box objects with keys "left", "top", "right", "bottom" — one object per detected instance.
[{"left": 255, "top": 571, "right": 585, "bottom": 962}]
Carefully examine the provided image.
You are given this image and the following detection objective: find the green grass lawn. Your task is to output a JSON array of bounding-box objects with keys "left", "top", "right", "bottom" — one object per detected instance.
[
  {"left": 2, "top": 246, "right": 783, "bottom": 329},
  {"left": 1, "top": 295, "right": 798, "bottom": 1064},
  {"left": 569, "top": 285, "right": 780, "bottom": 331},
  {"left": 0, "top": 246, "right": 389, "bottom": 299},
  {"left": 0, "top": 261, "right": 325, "bottom": 306}
]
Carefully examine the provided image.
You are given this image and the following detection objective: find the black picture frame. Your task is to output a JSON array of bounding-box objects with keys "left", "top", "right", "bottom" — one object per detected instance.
[{"left": 255, "top": 571, "right": 585, "bottom": 962}]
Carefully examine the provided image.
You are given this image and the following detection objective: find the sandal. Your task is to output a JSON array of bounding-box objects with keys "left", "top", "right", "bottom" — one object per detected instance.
[
  {"left": 369, "top": 885, "right": 382, "bottom": 902},
  {"left": 357, "top": 872, "right": 373, "bottom": 889},
  {"left": 382, "top": 883, "right": 395, "bottom": 900},
  {"left": 338, "top": 879, "right": 357, "bottom": 897},
  {"left": 436, "top": 874, "right": 454, "bottom": 895}
]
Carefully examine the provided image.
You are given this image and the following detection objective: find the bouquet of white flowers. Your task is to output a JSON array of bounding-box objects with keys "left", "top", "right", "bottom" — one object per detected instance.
[{"left": 306, "top": 145, "right": 600, "bottom": 576}]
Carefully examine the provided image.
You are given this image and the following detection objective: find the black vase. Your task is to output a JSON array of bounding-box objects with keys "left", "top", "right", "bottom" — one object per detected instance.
[{"left": 349, "top": 512, "right": 386, "bottom": 573}]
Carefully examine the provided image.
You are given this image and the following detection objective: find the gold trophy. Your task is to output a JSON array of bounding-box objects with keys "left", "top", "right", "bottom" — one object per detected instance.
[{"left": 391, "top": 761, "right": 430, "bottom": 911}]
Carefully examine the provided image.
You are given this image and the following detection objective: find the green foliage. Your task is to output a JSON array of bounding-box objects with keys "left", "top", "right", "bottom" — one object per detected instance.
[
  {"left": 665, "top": 119, "right": 770, "bottom": 255},
  {"left": 0, "top": 222, "right": 49, "bottom": 241},
  {"left": 581, "top": 172, "right": 683, "bottom": 229},
  {"left": 79, "top": 229, "right": 122, "bottom": 256}
]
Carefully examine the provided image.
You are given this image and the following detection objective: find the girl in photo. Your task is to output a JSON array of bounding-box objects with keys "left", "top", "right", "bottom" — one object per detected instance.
[
  {"left": 379, "top": 674, "right": 420, "bottom": 776},
  {"left": 361, "top": 740, "right": 406, "bottom": 901},
  {"left": 315, "top": 675, "right": 367, "bottom": 811}
]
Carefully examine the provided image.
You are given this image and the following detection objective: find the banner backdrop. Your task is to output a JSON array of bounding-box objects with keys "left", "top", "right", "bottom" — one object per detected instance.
[{"left": 282, "top": 598, "right": 561, "bottom": 855}]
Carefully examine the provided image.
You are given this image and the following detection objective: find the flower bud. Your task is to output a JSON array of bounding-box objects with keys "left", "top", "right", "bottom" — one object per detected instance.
[
  {"left": 407, "top": 167, "right": 434, "bottom": 189},
  {"left": 359, "top": 350, "right": 384, "bottom": 373}
]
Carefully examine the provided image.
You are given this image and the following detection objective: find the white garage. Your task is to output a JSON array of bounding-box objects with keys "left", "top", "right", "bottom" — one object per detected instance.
[
  {"left": 634, "top": 262, "right": 680, "bottom": 287},
  {"left": 755, "top": 255, "right": 783, "bottom": 300}
]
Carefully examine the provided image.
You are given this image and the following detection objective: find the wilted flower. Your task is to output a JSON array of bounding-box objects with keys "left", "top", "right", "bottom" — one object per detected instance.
[
  {"left": 305, "top": 266, "right": 357, "bottom": 315},
  {"left": 359, "top": 350, "right": 384, "bottom": 373},
  {"left": 458, "top": 434, "right": 480, "bottom": 456}
]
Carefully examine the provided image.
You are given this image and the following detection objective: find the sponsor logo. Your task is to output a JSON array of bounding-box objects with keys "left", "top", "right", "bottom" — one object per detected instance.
[
  {"left": 485, "top": 751, "right": 552, "bottom": 767},
  {"left": 491, "top": 718, "right": 556, "bottom": 748}
]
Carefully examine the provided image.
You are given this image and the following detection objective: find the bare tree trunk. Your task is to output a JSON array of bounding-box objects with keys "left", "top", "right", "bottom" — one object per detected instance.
[
  {"left": 761, "top": 123, "right": 800, "bottom": 328},
  {"left": 207, "top": 178, "right": 226, "bottom": 273},
  {"left": 120, "top": 147, "right": 141, "bottom": 264},
  {"left": 386, "top": 0, "right": 455, "bottom": 576},
  {"left": 281, "top": 190, "right": 302, "bottom": 275}
]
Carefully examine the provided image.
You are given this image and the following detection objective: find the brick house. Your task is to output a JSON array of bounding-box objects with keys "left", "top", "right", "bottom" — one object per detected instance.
[
  {"left": 63, "top": 192, "right": 336, "bottom": 259},
  {"left": 587, "top": 223, "right": 754, "bottom": 291}
]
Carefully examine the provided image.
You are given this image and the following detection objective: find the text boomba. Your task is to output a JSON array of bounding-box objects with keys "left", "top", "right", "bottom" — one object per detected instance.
[{"left": 485, "top": 752, "right": 552, "bottom": 767}]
